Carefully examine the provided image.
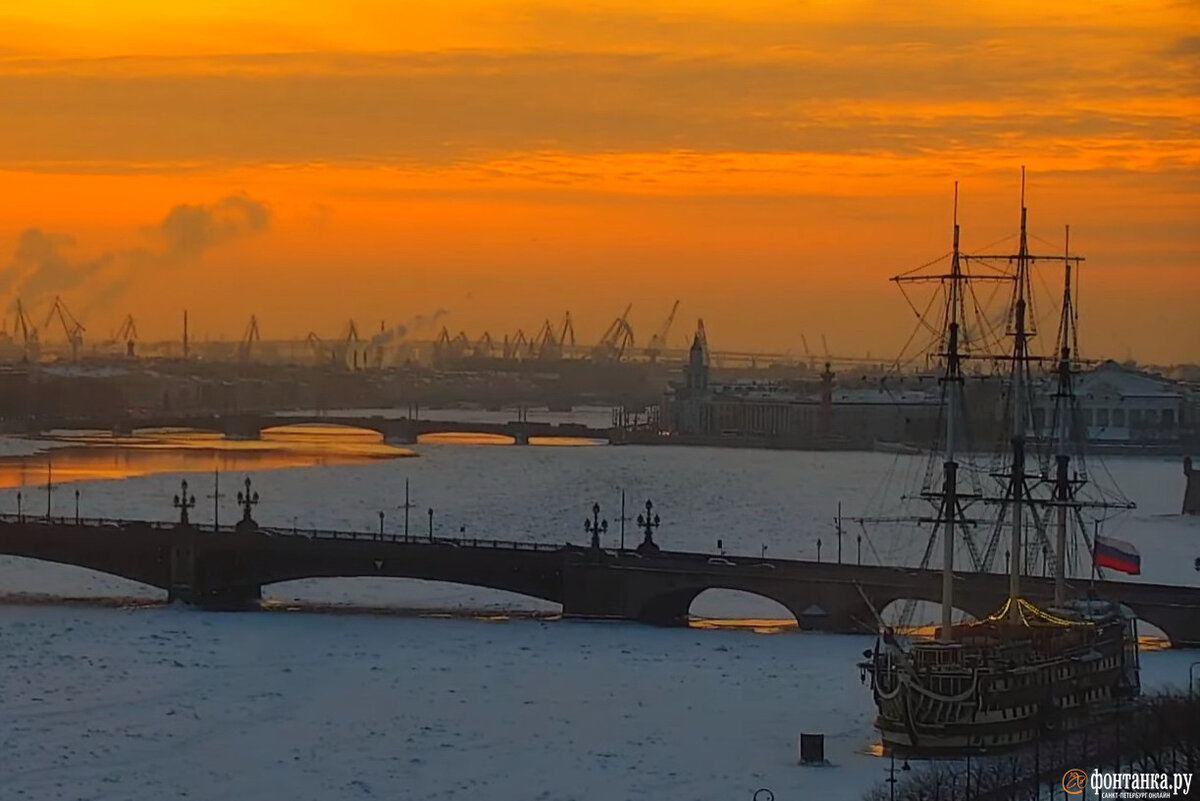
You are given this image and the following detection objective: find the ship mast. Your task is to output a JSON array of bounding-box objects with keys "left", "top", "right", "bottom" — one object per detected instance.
[
  {"left": 1052, "top": 226, "right": 1077, "bottom": 604},
  {"left": 1007, "top": 170, "right": 1032, "bottom": 619},
  {"left": 940, "top": 185, "right": 965, "bottom": 642},
  {"left": 891, "top": 185, "right": 976, "bottom": 642}
]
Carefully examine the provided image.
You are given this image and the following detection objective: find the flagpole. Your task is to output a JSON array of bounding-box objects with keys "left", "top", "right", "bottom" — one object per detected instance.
[{"left": 1090, "top": 519, "right": 1099, "bottom": 592}]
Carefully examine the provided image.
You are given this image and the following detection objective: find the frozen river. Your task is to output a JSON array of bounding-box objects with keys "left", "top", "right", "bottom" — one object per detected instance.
[{"left": 0, "top": 423, "right": 1197, "bottom": 799}]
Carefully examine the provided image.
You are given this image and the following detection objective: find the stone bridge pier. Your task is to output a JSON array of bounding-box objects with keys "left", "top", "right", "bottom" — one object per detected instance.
[
  {"left": 376, "top": 418, "right": 417, "bottom": 444},
  {"left": 167, "top": 528, "right": 264, "bottom": 609}
]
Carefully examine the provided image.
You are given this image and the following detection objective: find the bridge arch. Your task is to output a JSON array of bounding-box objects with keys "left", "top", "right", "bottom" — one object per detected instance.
[
  {"left": 417, "top": 431, "right": 516, "bottom": 446},
  {"left": 263, "top": 576, "right": 561, "bottom": 613},
  {"left": 0, "top": 552, "right": 168, "bottom": 596},
  {"left": 687, "top": 587, "right": 798, "bottom": 630},
  {"left": 260, "top": 422, "right": 385, "bottom": 440},
  {"left": 638, "top": 583, "right": 804, "bottom": 627}
]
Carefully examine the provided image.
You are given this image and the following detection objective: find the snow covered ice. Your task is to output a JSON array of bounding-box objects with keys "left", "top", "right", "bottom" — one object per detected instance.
[{"left": 0, "top": 431, "right": 1196, "bottom": 800}]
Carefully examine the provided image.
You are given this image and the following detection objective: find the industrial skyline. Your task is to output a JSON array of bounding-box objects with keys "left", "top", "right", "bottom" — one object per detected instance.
[{"left": 0, "top": 2, "right": 1196, "bottom": 363}]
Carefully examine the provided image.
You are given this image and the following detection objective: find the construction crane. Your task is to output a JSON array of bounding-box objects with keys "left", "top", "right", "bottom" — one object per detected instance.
[
  {"left": 592, "top": 304, "right": 635, "bottom": 362},
  {"left": 645, "top": 299, "right": 680, "bottom": 362},
  {"left": 13, "top": 298, "right": 40, "bottom": 362},
  {"left": 800, "top": 334, "right": 815, "bottom": 369},
  {"left": 43, "top": 296, "right": 85, "bottom": 361},
  {"left": 305, "top": 331, "right": 330, "bottom": 364},
  {"left": 504, "top": 329, "right": 530, "bottom": 360},
  {"left": 473, "top": 331, "right": 496, "bottom": 358},
  {"left": 536, "top": 319, "right": 561, "bottom": 360},
  {"left": 114, "top": 314, "right": 138, "bottom": 358},
  {"left": 238, "top": 314, "right": 260, "bottom": 362},
  {"left": 559, "top": 312, "right": 576, "bottom": 351},
  {"left": 433, "top": 326, "right": 471, "bottom": 362},
  {"left": 338, "top": 319, "right": 362, "bottom": 369}
]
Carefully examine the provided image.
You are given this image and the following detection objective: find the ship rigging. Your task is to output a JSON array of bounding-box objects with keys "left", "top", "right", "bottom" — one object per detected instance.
[{"left": 858, "top": 171, "right": 1141, "bottom": 755}]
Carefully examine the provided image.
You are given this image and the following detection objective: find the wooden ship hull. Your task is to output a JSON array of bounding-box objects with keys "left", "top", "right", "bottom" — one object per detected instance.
[{"left": 862, "top": 600, "right": 1140, "bottom": 755}]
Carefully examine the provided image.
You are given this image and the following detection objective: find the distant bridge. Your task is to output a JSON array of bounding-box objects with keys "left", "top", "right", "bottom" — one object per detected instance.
[
  {"left": 2, "top": 514, "right": 1199, "bottom": 647},
  {"left": 22, "top": 412, "right": 622, "bottom": 445}
]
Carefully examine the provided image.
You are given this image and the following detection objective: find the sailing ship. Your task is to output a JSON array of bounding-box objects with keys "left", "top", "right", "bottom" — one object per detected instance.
[{"left": 857, "top": 173, "right": 1141, "bottom": 755}]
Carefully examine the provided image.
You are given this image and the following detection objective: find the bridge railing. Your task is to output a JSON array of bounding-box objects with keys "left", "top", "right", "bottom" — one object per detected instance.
[
  {"left": 0, "top": 513, "right": 179, "bottom": 531},
  {"left": 255, "top": 525, "right": 567, "bottom": 552},
  {"left": 0, "top": 513, "right": 566, "bottom": 552}
]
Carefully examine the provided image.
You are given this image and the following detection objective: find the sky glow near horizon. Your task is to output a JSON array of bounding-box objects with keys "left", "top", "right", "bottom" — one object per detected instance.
[{"left": 0, "top": 1, "right": 1196, "bottom": 362}]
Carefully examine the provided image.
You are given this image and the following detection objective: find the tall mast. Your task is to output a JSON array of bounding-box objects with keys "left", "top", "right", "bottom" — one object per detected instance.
[
  {"left": 940, "top": 184, "right": 965, "bottom": 642},
  {"left": 1008, "top": 168, "right": 1031, "bottom": 619},
  {"left": 1053, "top": 226, "right": 1075, "bottom": 604}
]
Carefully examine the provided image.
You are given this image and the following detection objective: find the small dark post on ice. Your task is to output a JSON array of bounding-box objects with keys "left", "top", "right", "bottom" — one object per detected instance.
[
  {"left": 174, "top": 479, "right": 196, "bottom": 526},
  {"left": 636, "top": 499, "right": 661, "bottom": 554},
  {"left": 427, "top": 507, "right": 434, "bottom": 540},
  {"left": 585, "top": 502, "right": 607, "bottom": 550}
]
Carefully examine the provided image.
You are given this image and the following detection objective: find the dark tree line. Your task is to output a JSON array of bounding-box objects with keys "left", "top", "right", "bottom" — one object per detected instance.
[{"left": 864, "top": 692, "right": 1200, "bottom": 801}]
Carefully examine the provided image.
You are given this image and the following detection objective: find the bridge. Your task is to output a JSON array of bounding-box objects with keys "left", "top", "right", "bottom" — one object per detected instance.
[
  {"left": 20, "top": 412, "right": 621, "bottom": 445},
  {"left": 2, "top": 509, "right": 1200, "bottom": 647}
]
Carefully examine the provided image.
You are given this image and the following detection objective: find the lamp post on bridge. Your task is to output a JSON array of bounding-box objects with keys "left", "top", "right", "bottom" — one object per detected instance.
[
  {"left": 379, "top": 511, "right": 385, "bottom": 539},
  {"left": 401, "top": 478, "right": 413, "bottom": 539},
  {"left": 616, "top": 488, "right": 629, "bottom": 551},
  {"left": 237, "top": 476, "right": 259, "bottom": 528},
  {"left": 208, "top": 469, "right": 225, "bottom": 532},
  {"left": 43, "top": 459, "right": 53, "bottom": 520},
  {"left": 585, "top": 502, "right": 608, "bottom": 550},
  {"left": 173, "top": 479, "right": 196, "bottom": 526},
  {"left": 74, "top": 489, "right": 79, "bottom": 524},
  {"left": 428, "top": 507, "right": 434, "bottom": 541},
  {"left": 635, "top": 499, "right": 661, "bottom": 555},
  {"left": 16, "top": 491, "right": 22, "bottom": 522},
  {"left": 835, "top": 502, "right": 843, "bottom": 565}
]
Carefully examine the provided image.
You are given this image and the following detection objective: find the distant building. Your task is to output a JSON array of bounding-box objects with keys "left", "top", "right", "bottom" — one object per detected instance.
[
  {"left": 662, "top": 326, "right": 945, "bottom": 447},
  {"left": 1032, "top": 360, "right": 1190, "bottom": 445}
]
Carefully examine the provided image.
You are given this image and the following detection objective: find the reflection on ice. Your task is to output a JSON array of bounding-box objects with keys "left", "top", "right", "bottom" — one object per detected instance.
[{"left": 0, "top": 426, "right": 415, "bottom": 489}]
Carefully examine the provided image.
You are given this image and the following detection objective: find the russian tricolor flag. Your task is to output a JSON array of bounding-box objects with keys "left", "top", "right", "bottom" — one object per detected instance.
[{"left": 1094, "top": 534, "right": 1141, "bottom": 575}]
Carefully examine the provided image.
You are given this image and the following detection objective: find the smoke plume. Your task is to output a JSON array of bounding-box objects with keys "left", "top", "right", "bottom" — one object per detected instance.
[{"left": 1, "top": 194, "right": 271, "bottom": 317}]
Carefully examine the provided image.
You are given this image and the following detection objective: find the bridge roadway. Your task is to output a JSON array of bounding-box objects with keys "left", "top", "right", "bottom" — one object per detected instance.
[
  {"left": 21, "top": 412, "right": 619, "bottom": 444},
  {"left": 2, "top": 514, "right": 1199, "bottom": 646}
]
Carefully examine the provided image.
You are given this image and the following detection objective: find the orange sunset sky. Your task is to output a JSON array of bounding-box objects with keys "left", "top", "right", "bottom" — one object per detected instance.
[{"left": 0, "top": 1, "right": 1197, "bottom": 363}]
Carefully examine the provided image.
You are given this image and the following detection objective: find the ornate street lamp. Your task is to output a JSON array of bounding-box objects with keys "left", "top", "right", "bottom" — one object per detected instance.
[
  {"left": 173, "top": 479, "right": 196, "bottom": 526},
  {"left": 584, "top": 502, "right": 608, "bottom": 550},
  {"left": 237, "top": 476, "right": 259, "bottom": 526},
  {"left": 635, "top": 499, "right": 661, "bottom": 554}
]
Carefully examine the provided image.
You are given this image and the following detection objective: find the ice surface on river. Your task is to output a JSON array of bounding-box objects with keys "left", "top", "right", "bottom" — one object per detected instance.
[{"left": 0, "top": 434, "right": 1196, "bottom": 800}]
